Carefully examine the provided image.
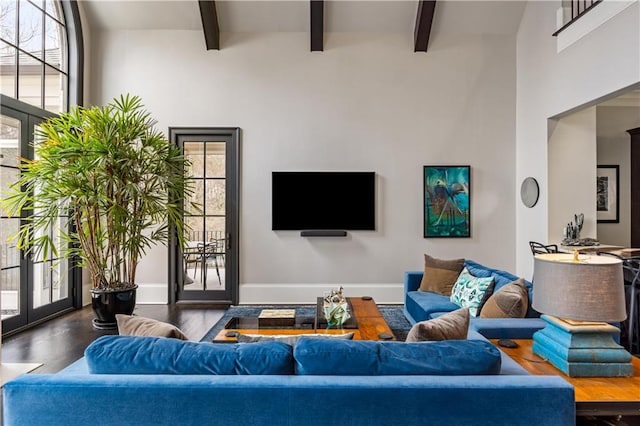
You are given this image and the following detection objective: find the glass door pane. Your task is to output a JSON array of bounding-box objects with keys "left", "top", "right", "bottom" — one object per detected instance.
[
  {"left": 0, "top": 115, "right": 22, "bottom": 320},
  {"left": 183, "top": 141, "right": 226, "bottom": 291},
  {"left": 31, "top": 124, "right": 68, "bottom": 309},
  {"left": 1, "top": 105, "right": 77, "bottom": 335}
]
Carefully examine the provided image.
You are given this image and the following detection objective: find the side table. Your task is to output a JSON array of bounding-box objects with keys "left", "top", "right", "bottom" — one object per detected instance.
[{"left": 492, "top": 339, "right": 640, "bottom": 417}]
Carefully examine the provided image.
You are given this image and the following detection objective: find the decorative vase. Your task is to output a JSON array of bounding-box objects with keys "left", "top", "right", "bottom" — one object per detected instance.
[
  {"left": 323, "top": 286, "right": 351, "bottom": 328},
  {"left": 324, "top": 301, "right": 351, "bottom": 328},
  {"left": 90, "top": 285, "right": 138, "bottom": 330}
]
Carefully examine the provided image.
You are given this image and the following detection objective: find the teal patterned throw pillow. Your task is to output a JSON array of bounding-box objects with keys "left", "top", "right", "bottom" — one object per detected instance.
[{"left": 449, "top": 268, "right": 495, "bottom": 317}]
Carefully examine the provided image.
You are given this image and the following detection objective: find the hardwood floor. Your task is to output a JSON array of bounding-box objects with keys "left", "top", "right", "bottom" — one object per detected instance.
[{"left": 1, "top": 304, "right": 227, "bottom": 374}]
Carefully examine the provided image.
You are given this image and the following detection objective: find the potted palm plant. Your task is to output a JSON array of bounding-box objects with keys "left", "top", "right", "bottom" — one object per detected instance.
[{"left": 2, "top": 94, "right": 190, "bottom": 329}]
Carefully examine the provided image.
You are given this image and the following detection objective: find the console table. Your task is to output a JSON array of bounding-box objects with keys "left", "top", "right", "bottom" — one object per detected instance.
[{"left": 493, "top": 339, "right": 640, "bottom": 417}]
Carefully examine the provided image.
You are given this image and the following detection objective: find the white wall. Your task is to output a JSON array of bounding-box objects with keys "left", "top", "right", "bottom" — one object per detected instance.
[
  {"left": 547, "top": 107, "right": 597, "bottom": 244},
  {"left": 596, "top": 106, "right": 639, "bottom": 246},
  {"left": 516, "top": 1, "right": 640, "bottom": 279},
  {"left": 90, "top": 30, "right": 518, "bottom": 303}
]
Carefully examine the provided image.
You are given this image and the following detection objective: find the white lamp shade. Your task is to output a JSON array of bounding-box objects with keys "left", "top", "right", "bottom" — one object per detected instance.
[{"left": 532, "top": 253, "right": 627, "bottom": 322}]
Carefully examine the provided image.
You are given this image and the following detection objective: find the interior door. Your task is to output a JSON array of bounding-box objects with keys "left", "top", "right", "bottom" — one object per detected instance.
[
  {"left": 169, "top": 128, "right": 239, "bottom": 304},
  {"left": 1, "top": 100, "right": 77, "bottom": 335}
]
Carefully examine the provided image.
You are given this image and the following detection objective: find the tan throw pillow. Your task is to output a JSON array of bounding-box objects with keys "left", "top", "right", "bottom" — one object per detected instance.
[
  {"left": 405, "top": 308, "right": 470, "bottom": 342},
  {"left": 116, "top": 315, "right": 189, "bottom": 340},
  {"left": 418, "top": 254, "right": 465, "bottom": 296},
  {"left": 479, "top": 279, "right": 529, "bottom": 318}
]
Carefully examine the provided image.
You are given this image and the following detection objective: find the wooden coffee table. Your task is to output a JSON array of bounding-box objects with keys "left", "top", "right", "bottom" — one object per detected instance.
[
  {"left": 213, "top": 297, "right": 395, "bottom": 342},
  {"left": 492, "top": 339, "right": 640, "bottom": 417}
]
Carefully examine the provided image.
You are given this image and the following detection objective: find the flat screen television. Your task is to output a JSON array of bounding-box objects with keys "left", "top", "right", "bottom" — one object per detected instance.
[{"left": 272, "top": 171, "right": 375, "bottom": 231}]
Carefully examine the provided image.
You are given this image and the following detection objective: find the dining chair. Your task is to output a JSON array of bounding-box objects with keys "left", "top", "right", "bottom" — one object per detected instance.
[
  {"left": 203, "top": 240, "right": 224, "bottom": 288},
  {"left": 529, "top": 241, "right": 559, "bottom": 255},
  {"left": 184, "top": 246, "right": 203, "bottom": 282}
]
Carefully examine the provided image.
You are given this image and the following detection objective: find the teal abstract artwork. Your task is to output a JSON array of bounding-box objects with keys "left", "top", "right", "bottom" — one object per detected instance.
[{"left": 423, "top": 166, "right": 470, "bottom": 238}]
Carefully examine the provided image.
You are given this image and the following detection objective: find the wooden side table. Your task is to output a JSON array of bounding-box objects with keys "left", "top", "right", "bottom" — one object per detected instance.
[{"left": 492, "top": 339, "right": 640, "bottom": 417}]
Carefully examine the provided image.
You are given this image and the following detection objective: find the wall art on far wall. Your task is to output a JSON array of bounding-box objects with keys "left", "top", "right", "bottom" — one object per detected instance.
[
  {"left": 423, "top": 165, "right": 470, "bottom": 238},
  {"left": 596, "top": 165, "right": 619, "bottom": 223}
]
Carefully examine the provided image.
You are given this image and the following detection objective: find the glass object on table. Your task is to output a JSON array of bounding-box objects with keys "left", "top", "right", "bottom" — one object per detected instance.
[{"left": 322, "top": 286, "right": 351, "bottom": 328}]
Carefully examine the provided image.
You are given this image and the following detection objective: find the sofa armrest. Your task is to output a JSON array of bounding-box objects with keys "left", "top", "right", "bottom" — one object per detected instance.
[
  {"left": 470, "top": 318, "right": 546, "bottom": 339},
  {"left": 404, "top": 271, "right": 423, "bottom": 293}
]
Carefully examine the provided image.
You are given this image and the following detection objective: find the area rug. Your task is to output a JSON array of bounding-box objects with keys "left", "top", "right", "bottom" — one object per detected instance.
[{"left": 200, "top": 304, "right": 412, "bottom": 342}]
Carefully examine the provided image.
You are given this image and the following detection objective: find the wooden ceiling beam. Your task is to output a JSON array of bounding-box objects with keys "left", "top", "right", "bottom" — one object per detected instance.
[
  {"left": 199, "top": 1, "right": 220, "bottom": 50},
  {"left": 414, "top": 0, "right": 436, "bottom": 52},
  {"left": 310, "top": 0, "right": 324, "bottom": 52}
]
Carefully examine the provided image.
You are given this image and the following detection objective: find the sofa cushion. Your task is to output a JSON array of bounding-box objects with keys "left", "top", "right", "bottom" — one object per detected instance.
[
  {"left": 116, "top": 315, "right": 188, "bottom": 340},
  {"left": 470, "top": 317, "right": 546, "bottom": 340},
  {"left": 237, "top": 332, "right": 354, "bottom": 345},
  {"left": 419, "top": 254, "right": 465, "bottom": 296},
  {"left": 294, "top": 338, "right": 501, "bottom": 375},
  {"left": 406, "top": 291, "right": 461, "bottom": 322},
  {"left": 85, "top": 335, "right": 294, "bottom": 375},
  {"left": 464, "top": 259, "right": 537, "bottom": 317},
  {"left": 465, "top": 329, "right": 531, "bottom": 375},
  {"left": 450, "top": 267, "right": 495, "bottom": 317},
  {"left": 406, "top": 307, "right": 469, "bottom": 342},
  {"left": 480, "top": 279, "right": 529, "bottom": 318}
]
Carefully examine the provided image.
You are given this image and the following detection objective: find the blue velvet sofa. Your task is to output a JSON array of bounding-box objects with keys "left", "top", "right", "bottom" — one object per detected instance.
[
  {"left": 404, "top": 259, "right": 547, "bottom": 339},
  {"left": 4, "top": 335, "right": 575, "bottom": 426}
]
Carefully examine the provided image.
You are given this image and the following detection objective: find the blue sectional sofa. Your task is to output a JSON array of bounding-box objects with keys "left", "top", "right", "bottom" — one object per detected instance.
[
  {"left": 403, "top": 259, "right": 563, "bottom": 379},
  {"left": 404, "top": 259, "right": 546, "bottom": 339},
  {"left": 4, "top": 335, "right": 575, "bottom": 426}
]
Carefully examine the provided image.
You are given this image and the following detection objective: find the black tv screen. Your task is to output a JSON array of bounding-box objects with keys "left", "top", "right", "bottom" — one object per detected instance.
[{"left": 272, "top": 172, "right": 375, "bottom": 231}]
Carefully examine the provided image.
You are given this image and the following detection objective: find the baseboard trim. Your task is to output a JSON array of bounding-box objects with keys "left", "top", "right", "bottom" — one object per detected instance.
[
  {"left": 136, "top": 283, "right": 168, "bottom": 304},
  {"left": 239, "top": 283, "right": 403, "bottom": 305}
]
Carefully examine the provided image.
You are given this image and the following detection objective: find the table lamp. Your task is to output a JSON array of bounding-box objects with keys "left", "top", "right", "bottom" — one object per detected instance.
[{"left": 532, "top": 252, "right": 633, "bottom": 377}]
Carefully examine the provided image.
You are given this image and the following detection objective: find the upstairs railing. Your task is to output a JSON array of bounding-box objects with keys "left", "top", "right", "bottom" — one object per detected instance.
[
  {"left": 553, "top": 0, "right": 603, "bottom": 36},
  {"left": 187, "top": 230, "right": 225, "bottom": 243}
]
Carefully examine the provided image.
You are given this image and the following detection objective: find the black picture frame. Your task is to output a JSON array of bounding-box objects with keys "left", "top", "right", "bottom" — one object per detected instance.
[
  {"left": 596, "top": 165, "right": 619, "bottom": 224},
  {"left": 423, "top": 165, "right": 471, "bottom": 238}
]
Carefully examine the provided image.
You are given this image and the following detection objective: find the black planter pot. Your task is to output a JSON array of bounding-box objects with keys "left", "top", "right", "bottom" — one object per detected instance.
[{"left": 90, "top": 285, "right": 138, "bottom": 330}]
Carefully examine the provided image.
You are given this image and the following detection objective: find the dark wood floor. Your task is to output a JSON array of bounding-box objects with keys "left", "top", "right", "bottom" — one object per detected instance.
[{"left": 2, "top": 304, "right": 227, "bottom": 374}]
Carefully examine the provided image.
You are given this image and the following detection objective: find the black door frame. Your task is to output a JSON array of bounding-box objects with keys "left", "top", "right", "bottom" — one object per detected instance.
[
  {"left": 1, "top": 96, "right": 81, "bottom": 336},
  {"left": 168, "top": 127, "right": 240, "bottom": 305}
]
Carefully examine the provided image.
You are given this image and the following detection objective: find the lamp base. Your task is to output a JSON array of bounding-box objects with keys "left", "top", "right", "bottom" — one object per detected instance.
[{"left": 532, "top": 315, "right": 633, "bottom": 377}]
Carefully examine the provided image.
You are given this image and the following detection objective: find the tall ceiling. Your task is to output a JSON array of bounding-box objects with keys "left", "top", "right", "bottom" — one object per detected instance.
[
  {"left": 81, "top": 1, "right": 527, "bottom": 36},
  {"left": 79, "top": 1, "right": 640, "bottom": 109}
]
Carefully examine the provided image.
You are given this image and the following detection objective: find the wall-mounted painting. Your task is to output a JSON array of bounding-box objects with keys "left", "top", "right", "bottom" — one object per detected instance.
[
  {"left": 596, "top": 165, "right": 619, "bottom": 223},
  {"left": 423, "top": 165, "right": 470, "bottom": 238}
]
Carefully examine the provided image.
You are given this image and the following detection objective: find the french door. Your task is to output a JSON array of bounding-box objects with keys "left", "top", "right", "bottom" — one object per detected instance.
[
  {"left": 169, "top": 128, "right": 239, "bottom": 304},
  {"left": 1, "top": 98, "right": 78, "bottom": 335}
]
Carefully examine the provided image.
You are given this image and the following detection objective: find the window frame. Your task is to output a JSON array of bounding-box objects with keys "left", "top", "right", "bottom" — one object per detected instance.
[{"left": 0, "top": 0, "right": 83, "bottom": 111}]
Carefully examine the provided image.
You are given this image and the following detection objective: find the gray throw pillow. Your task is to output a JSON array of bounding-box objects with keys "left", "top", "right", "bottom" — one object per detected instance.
[
  {"left": 479, "top": 278, "right": 529, "bottom": 318},
  {"left": 116, "top": 315, "right": 189, "bottom": 340},
  {"left": 418, "top": 254, "right": 465, "bottom": 296},
  {"left": 237, "top": 332, "right": 354, "bottom": 346},
  {"left": 405, "top": 307, "right": 470, "bottom": 342}
]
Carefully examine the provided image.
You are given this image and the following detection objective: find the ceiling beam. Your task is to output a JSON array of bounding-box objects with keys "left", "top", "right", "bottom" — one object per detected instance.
[
  {"left": 310, "top": 0, "right": 324, "bottom": 52},
  {"left": 414, "top": 0, "right": 436, "bottom": 52},
  {"left": 199, "top": 1, "right": 220, "bottom": 50}
]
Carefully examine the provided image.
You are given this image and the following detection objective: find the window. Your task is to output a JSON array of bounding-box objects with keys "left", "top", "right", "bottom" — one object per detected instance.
[
  {"left": 0, "top": 0, "right": 82, "bottom": 334},
  {"left": 1, "top": 0, "right": 83, "bottom": 113}
]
